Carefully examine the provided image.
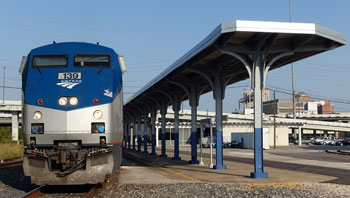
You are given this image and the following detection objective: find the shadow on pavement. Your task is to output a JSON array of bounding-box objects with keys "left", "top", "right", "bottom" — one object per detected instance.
[{"left": 0, "top": 166, "right": 37, "bottom": 192}]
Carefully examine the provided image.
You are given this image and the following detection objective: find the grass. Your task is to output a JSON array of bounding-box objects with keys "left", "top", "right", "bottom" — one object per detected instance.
[
  {"left": 0, "top": 142, "right": 23, "bottom": 160},
  {"left": 0, "top": 127, "right": 24, "bottom": 160}
]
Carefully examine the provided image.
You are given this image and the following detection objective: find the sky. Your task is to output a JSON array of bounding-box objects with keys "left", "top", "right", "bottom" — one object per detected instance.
[{"left": 0, "top": 0, "right": 349, "bottom": 113}]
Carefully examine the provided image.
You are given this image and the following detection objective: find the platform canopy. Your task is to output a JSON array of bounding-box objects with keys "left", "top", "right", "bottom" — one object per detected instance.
[{"left": 124, "top": 20, "right": 346, "bottom": 108}]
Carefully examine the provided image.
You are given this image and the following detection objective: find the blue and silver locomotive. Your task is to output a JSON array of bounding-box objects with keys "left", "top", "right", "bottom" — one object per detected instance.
[{"left": 21, "top": 42, "right": 124, "bottom": 185}]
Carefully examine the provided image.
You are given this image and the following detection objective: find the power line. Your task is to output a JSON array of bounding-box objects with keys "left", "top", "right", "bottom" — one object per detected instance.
[
  {"left": 0, "top": 85, "right": 21, "bottom": 90},
  {"left": 0, "top": 77, "right": 21, "bottom": 81},
  {"left": 226, "top": 84, "right": 249, "bottom": 89},
  {"left": 267, "top": 83, "right": 350, "bottom": 103},
  {"left": 126, "top": 68, "right": 165, "bottom": 73},
  {"left": 268, "top": 88, "right": 350, "bottom": 105}
]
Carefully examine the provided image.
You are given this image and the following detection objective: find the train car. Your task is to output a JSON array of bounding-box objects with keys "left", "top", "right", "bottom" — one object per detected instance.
[{"left": 20, "top": 42, "right": 125, "bottom": 185}]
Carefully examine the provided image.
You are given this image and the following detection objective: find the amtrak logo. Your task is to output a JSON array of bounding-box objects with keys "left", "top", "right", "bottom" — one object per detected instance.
[
  {"left": 56, "top": 80, "right": 82, "bottom": 89},
  {"left": 104, "top": 89, "right": 113, "bottom": 98}
]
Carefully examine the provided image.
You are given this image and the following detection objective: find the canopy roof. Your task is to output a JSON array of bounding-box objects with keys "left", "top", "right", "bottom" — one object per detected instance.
[{"left": 124, "top": 20, "right": 346, "bottom": 110}]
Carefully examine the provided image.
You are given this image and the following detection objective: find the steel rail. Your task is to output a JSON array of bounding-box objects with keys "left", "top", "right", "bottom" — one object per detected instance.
[
  {"left": 0, "top": 157, "right": 23, "bottom": 168},
  {"left": 21, "top": 185, "right": 46, "bottom": 198}
]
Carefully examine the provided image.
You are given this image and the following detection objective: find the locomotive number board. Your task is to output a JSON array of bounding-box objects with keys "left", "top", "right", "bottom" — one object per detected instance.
[{"left": 57, "top": 72, "right": 82, "bottom": 80}]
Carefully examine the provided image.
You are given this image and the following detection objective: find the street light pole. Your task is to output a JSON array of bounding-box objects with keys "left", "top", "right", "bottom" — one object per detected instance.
[{"left": 2, "top": 66, "right": 5, "bottom": 105}]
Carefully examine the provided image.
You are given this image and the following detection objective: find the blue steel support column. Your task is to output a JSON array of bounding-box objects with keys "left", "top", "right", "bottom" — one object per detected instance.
[
  {"left": 150, "top": 107, "right": 157, "bottom": 155},
  {"left": 218, "top": 49, "right": 291, "bottom": 178},
  {"left": 250, "top": 54, "right": 268, "bottom": 178},
  {"left": 126, "top": 122, "right": 130, "bottom": 149},
  {"left": 213, "top": 69, "right": 227, "bottom": 170},
  {"left": 132, "top": 120, "right": 136, "bottom": 151},
  {"left": 159, "top": 101, "right": 167, "bottom": 158},
  {"left": 172, "top": 94, "right": 181, "bottom": 160},
  {"left": 123, "top": 123, "right": 127, "bottom": 149},
  {"left": 128, "top": 122, "right": 131, "bottom": 150},
  {"left": 137, "top": 115, "right": 142, "bottom": 152},
  {"left": 189, "top": 84, "right": 199, "bottom": 164},
  {"left": 124, "top": 120, "right": 127, "bottom": 149},
  {"left": 143, "top": 111, "right": 149, "bottom": 154}
]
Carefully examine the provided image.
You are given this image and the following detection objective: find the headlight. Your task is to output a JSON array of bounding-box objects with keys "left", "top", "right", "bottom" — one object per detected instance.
[
  {"left": 33, "top": 111, "right": 42, "bottom": 120},
  {"left": 69, "top": 97, "right": 78, "bottom": 105},
  {"left": 93, "top": 110, "right": 103, "bottom": 120},
  {"left": 58, "top": 97, "right": 68, "bottom": 106}
]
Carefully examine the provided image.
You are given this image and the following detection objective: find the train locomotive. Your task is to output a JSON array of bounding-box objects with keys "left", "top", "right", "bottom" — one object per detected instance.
[{"left": 20, "top": 42, "right": 124, "bottom": 185}]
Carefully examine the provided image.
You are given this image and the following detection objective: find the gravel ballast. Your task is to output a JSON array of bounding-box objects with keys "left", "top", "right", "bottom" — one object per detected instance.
[
  {"left": 98, "top": 183, "right": 350, "bottom": 198},
  {"left": 1, "top": 158, "right": 349, "bottom": 198}
]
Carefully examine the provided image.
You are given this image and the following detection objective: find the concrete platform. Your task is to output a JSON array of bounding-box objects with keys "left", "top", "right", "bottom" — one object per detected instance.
[{"left": 120, "top": 146, "right": 349, "bottom": 185}]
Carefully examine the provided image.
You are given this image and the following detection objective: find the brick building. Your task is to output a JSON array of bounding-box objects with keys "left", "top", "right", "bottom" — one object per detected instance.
[{"left": 318, "top": 100, "right": 334, "bottom": 114}]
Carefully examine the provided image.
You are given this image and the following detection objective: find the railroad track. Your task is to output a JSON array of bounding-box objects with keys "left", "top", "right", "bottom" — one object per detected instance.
[
  {"left": 0, "top": 157, "right": 111, "bottom": 197},
  {"left": 20, "top": 181, "right": 106, "bottom": 197},
  {"left": 20, "top": 184, "right": 46, "bottom": 198},
  {"left": 0, "top": 157, "right": 23, "bottom": 168}
]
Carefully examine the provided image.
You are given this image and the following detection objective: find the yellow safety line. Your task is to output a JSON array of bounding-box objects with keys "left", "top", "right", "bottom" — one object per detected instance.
[
  {"left": 133, "top": 155, "right": 203, "bottom": 184},
  {"left": 159, "top": 166, "right": 204, "bottom": 184}
]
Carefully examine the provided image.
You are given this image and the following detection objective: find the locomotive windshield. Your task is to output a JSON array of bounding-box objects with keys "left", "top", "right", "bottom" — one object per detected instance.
[
  {"left": 73, "top": 55, "right": 110, "bottom": 68},
  {"left": 32, "top": 55, "right": 68, "bottom": 68}
]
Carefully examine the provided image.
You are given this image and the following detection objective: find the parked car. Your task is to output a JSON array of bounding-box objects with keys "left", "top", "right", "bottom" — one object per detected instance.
[
  {"left": 322, "top": 138, "right": 334, "bottom": 145},
  {"left": 339, "top": 138, "right": 350, "bottom": 146},
  {"left": 293, "top": 138, "right": 311, "bottom": 145},
  {"left": 230, "top": 140, "right": 243, "bottom": 148},
  {"left": 334, "top": 139, "right": 344, "bottom": 146},
  {"left": 223, "top": 142, "right": 231, "bottom": 148},
  {"left": 202, "top": 136, "right": 216, "bottom": 148},
  {"left": 312, "top": 137, "right": 334, "bottom": 145},
  {"left": 312, "top": 138, "right": 325, "bottom": 145},
  {"left": 327, "top": 139, "right": 337, "bottom": 145}
]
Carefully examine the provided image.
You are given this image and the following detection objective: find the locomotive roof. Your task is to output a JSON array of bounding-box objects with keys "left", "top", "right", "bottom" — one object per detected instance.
[{"left": 29, "top": 42, "right": 117, "bottom": 55}]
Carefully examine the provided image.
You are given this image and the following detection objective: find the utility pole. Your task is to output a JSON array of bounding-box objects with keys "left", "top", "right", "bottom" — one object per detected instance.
[
  {"left": 273, "top": 91, "right": 276, "bottom": 149},
  {"left": 289, "top": 0, "right": 297, "bottom": 140},
  {"left": 2, "top": 66, "right": 5, "bottom": 105}
]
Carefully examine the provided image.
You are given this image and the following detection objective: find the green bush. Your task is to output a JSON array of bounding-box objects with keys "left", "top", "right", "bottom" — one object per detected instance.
[{"left": 0, "top": 127, "right": 23, "bottom": 143}]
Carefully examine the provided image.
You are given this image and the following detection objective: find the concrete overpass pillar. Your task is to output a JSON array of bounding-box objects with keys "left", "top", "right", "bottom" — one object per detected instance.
[
  {"left": 335, "top": 131, "right": 339, "bottom": 139},
  {"left": 11, "top": 111, "right": 19, "bottom": 143},
  {"left": 298, "top": 126, "right": 302, "bottom": 146}
]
